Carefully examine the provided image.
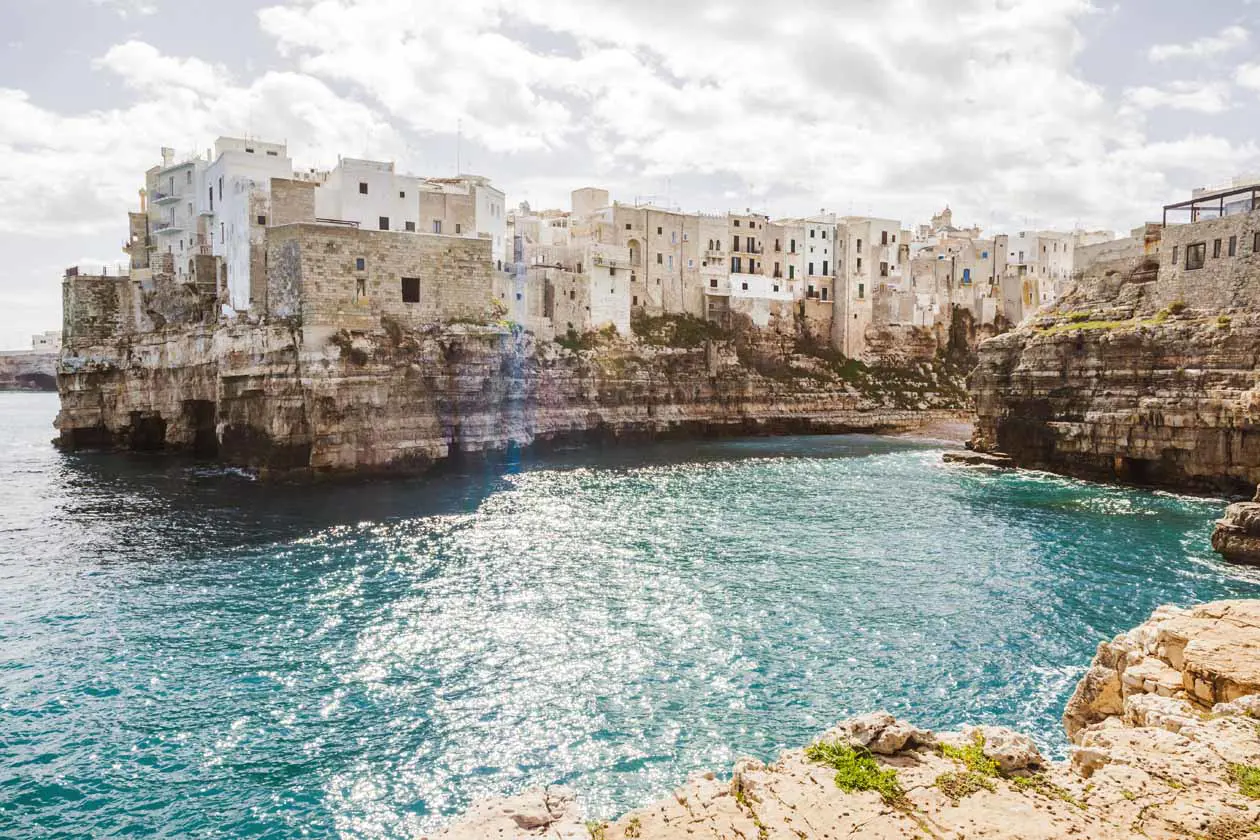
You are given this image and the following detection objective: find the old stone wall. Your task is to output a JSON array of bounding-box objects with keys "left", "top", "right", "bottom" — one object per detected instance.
[
  {"left": 62, "top": 272, "right": 134, "bottom": 345},
  {"left": 264, "top": 223, "right": 496, "bottom": 330},
  {"left": 270, "top": 178, "right": 317, "bottom": 227},
  {"left": 1155, "top": 209, "right": 1260, "bottom": 312}
]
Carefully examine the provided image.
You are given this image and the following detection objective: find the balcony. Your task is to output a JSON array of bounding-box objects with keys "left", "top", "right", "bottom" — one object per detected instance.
[
  {"left": 151, "top": 221, "right": 183, "bottom": 234},
  {"left": 152, "top": 191, "right": 180, "bottom": 205}
]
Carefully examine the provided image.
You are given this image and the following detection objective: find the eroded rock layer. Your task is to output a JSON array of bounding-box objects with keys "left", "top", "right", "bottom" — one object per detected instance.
[
  {"left": 55, "top": 322, "right": 969, "bottom": 473},
  {"left": 433, "top": 600, "right": 1260, "bottom": 839},
  {"left": 969, "top": 248, "right": 1260, "bottom": 496}
]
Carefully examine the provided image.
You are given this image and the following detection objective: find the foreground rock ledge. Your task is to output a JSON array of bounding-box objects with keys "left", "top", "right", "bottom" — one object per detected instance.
[{"left": 432, "top": 600, "right": 1260, "bottom": 839}]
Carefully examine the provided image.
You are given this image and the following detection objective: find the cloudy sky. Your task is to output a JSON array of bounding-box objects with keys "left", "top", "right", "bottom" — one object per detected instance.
[{"left": 2, "top": 0, "right": 1259, "bottom": 349}]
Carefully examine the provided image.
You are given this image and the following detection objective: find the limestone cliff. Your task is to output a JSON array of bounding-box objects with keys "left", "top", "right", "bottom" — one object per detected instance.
[
  {"left": 432, "top": 600, "right": 1260, "bottom": 839},
  {"left": 55, "top": 317, "right": 969, "bottom": 473},
  {"left": 0, "top": 351, "right": 57, "bottom": 391},
  {"left": 970, "top": 242, "right": 1260, "bottom": 496}
]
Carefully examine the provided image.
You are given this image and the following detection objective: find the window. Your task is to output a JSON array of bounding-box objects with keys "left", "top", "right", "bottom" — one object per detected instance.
[
  {"left": 710, "top": 278, "right": 718, "bottom": 288},
  {"left": 857, "top": 257, "right": 862, "bottom": 271},
  {"left": 773, "top": 284, "right": 779, "bottom": 292},
  {"left": 809, "top": 262, "right": 815, "bottom": 276},
  {"left": 186, "top": 170, "right": 192, "bottom": 184},
  {"left": 1254, "top": 232, "right": 1260, "bottom": 252},
  {"left": 741, "top": 281, "right": 748, "bottom": 291},
  {"left": 218, "top": 177, "right": 223, "bottom": 201},
  {"left": 981, "top": 251, "right": 988, "bottom": 259},
  {"left": 516, "top": 293, "right": 522, "bottom": 301},
  {"left": 633, "top": 296, "right": 638, "bottom": 306},
  {"left": 962, "top": 268, "right": 971, "bottom": 284},
  {"left": 401, "top": 277, "right": 420, "bottom": 302},
  {"left": 379, "top": 216, "right": 390, "bottom": 231},
  {"left": 1229, "top": 235, "right": 1237, "bottom": 257},
  {"left": 208, "top": 187, "right": 214, "bottom": 213},
  {"left": 683, "top": 232, "right": 689, "bottom": 241},
  {"left": 822, "top": 230, "right": 827, "bottom": 240},
  {"left": 811, "top": 230, "right": 816, "bottom": 239},
  {"left": 569, "top": 290, "right": 576, "bottom": 300},
  {"left": 257, "top": 215, "right": 267, "bottom": 226},
  {"left": 821, "top": 287, "right": 828, "bottom": 301},
  {"left": 746, "top": 236, "right": 754, "bottom": 252},
  {"left": 856, "top": 238, "right": 863, "bottom": 253},
  {"left": 789, "top": 265, "right": 795, "bottom": 279},
  {"left": 858, "top": 283, "right": 865, "bottom": 299},
  {"left": 656, "top": 253, "right": 663, "bottom": 264},
  {"left": 266, "top": 150, "right": 278, "bottom": 157},
  {"left": 405, "top": 221, "right": 416, "bottom": 232},
  {"left": 359, "top": 182, "right": 368, "bottom": 195},
  {"left": 1213, "top": 238, "right": 1222, "bottom": 258},
  {"left": 667, "top": 256, "right": 673, "bottom": 269},
  {"left": 355, "top": 278, "right": 366, "bottom": 300},
  {"left": 822, "top": 260, "right": 828, "bottom": 275},
  {"left": 356, "top": 257, "right": 366, "bottom": 271},
  {"left": 1186, "top": 242, "right": 1206, "bottom": 270},
  {"left": 881, "top": 231, "right": 888, "bottom": 245},
  {"left": 687, "top": 259, "right": 694, "bottom": 268},
  {"left": 625, "top": 223, "right": 632, "bottom": 230},
  {"left": 220, "top": 222, "right": 224, "bottom": 239},
  {"left": 1171, "top": 245, "right": 1179, "bottom": 265},
  {"left": 734, "top": 220, "right": 741, "bottom": 227},
  {"left": 1018, "top": 250, "right": 1025, "bottom": 263},
  {"left": 657, "top": 226, "right": 663, "bottom": 235},
  {"left": 455, "top": 223, "right": 462, "bottom": 234},
  {"left": 880, "top": 262, "right": 888, "bottom": 277},
  {"left": 399, "top": 191, "right": 406, "bottom": 199},
  {"left": 891, "top": 234, "right": 896, "bottom": 243},
  {"left": 731, "top": 257, "right": 742, "bottom": 273},
  {"left": 432, "top": 220, "right": 442, "bottom": 234},
  {"left": 609, "top": 267, "right": 616, "bottom": 276},
  {"left": 671, "top": 231, "right": 676, "bottom": 244},
  {"left": 245, "top": 147, "right": 254, "bottom": 153}
]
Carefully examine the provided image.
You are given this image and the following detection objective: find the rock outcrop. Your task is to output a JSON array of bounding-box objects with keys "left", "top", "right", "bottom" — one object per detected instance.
[
  {"left": 969, "top": 247, "right": 1260, "bottom": 497},
  {"left": 0, "top": 351, "right": 57, "bottom": 391},
  {"left": 433, "top": 600, "right": 1260, "bottom": 839},
  {"left": 55, "top": 320, "right": 970, "bottom": 473},
  {"left": 1213, "top": 486, "right": 1260, "bottom": 565}
]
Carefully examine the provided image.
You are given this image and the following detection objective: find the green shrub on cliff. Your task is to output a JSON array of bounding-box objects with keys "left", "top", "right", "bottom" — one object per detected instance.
[
  {"left": 804, "top": 741, "right": 906, "bottom": 805},
  {"left": 1229, "top": 763, "right": 1260, "bottom": 798},
  {"left": 940, "top": 732, "right": 1001, "bottom": 777},
  {"left": 631, "top": 312, "right": 729, "bottom": 348}
]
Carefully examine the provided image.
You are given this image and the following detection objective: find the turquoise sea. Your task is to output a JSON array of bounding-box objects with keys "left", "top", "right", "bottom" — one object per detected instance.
[{"left": 2, "top": 391, "right": 1259, "bottom": 837}]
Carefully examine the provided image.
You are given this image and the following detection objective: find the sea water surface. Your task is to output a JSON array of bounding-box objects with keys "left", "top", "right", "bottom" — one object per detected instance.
[{"left": 3, "top": 391, "right": 1260, "bottom": 837}]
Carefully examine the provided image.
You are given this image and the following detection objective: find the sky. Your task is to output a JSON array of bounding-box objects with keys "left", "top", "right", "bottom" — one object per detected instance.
[{"left": 2, "top": 0, "right": 1259, "bottom": 349}]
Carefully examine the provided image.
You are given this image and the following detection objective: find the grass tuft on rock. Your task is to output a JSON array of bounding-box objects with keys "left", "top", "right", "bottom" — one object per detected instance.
[
  {"left": 935, "top": 770, "right": 995, "bottom": 803},
  {"left": 805, "top": 741, "right": 906, "bottom": 805},
  {"left": 940, "top": 732, "right": 1001, "bottom": 777},
  {"left": 1229, "top": 763, "right": 1260, "bottom": 799}
]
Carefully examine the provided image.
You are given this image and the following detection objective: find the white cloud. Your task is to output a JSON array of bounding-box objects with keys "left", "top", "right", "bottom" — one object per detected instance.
[
  {"left": 1148, "top": 25, "right": 1248, "bottom": 62},
  {"left": 90, "top": 0, "right": 157, "bottom": 18},
  {"left": 1123, "top": 80, "right": 1233, "bottom": 114},
  {"left": 1238, "top": 62, "right": 1260, "bottom": 91},
  {"left": 0, "top": 43, "right": 403, "bottom": 237}
]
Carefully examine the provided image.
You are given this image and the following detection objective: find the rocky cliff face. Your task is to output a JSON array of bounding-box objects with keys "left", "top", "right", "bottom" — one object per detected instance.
[
  {"left": 55, "top": 318, "right": 969, "bottom": 473},
  {"left": 0, "top": 351, "right": 57, "bottom": 391},
  {"left": 432, "top": 600, "right": 1260, "bottom": 839},
  {"left": 970, "top": 253, "right": 1260, "bottom": 497},
  {"left": 1213, "top": 486, "right": 1260, "bottom": 564}
]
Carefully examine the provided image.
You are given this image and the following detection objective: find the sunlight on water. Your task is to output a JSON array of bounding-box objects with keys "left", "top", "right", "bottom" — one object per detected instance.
[{"left": 2, "top": 392, "right": 1259, "bottom": 837}]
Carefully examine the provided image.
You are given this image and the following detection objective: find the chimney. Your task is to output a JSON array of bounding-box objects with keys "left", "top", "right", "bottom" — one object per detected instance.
[
  {"left": 161, "top": 147, "right": 174, "bottom": 166},
  {"left": 139, "top": 188, "right": 147, "bottom": 213}
]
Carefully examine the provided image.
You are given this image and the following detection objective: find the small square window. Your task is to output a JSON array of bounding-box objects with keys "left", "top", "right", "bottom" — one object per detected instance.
[
  {"left": 256, "top": 215, "right": 266, "bottom": 226},
  {"left": 399, "top": 191, "right": 406, "bottom": 199},
  {"left": 405, "top": 221, "right": 416, "bottom": 232},
  {"left": 656, "top": 253, "right": 663, "bottom": 264},
  {"left": 379, "top": 216, "right": 389, "bottom": 231},
  {"left": 657, "top": 226, "right": 663, "bottom": 235},
  {"left": 359, "top": 182, "right": 368, "bottom": 194},
  {"left": 709, "top": 278, "right": 717, "bottom": 288},
  {"left": 734, "top": 220, "right": 740, "bottom": 227},
  {"left": 355, "top": 257, "right": 366, "bottom": 271},
  {"left": 401, "top": 276, "right": 420, "bottom": 302},
  {"left": 625, "top": 223, "right": 632, "bottom": 230},
  {"left": 741, "top": 282, "right": 748, "bottom": 290}
]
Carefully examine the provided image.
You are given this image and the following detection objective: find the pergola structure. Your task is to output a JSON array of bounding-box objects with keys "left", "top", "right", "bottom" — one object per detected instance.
[{"left": 1163, "top": 184, "right": 1260, "bottom": 226}]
